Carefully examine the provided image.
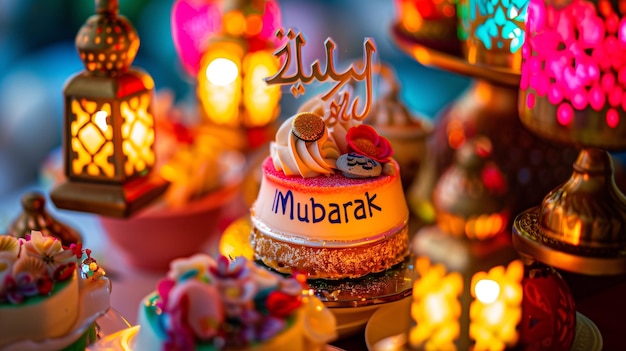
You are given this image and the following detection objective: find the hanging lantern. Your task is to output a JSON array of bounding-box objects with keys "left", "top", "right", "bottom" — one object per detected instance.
[
  {"left": 196, "top": 0, "right": 282, "bottom": 145},
  {"left": 51, "top": 0, "right": 169, "bottom": 218}
]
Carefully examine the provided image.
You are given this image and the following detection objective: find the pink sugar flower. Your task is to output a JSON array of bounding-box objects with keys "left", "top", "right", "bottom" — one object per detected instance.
[
  {"left": 346, "top": 124, "right": 394, "bottom": 163},
  {"left": 166, "top": 279, "right": 224, "bottom": 341}
]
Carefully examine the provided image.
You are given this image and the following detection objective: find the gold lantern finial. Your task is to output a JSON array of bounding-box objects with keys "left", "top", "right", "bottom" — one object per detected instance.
[
  {"left": 75, "top": 0, "right": 138, "bottom": 75},
  {"left": 51, "top": 0, "right": 169, "bottom": 218},
  {"left": 8, "top": 192, "right": 82, "bottom": 247},
  {"left": 95, "top": 0, "right": 119, "bottom": 14}
]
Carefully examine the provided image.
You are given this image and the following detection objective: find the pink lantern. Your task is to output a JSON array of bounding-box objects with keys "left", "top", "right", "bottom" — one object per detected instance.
[
  {"left": 171, "top": 0, "right": 282, "bottom": 77},
  {"left": 519, "top": 0, "right": 626, "bottom": 148},
  {"left": 514, "top": 0, "right": 626, "bottom": 276},
  {"left": 171, "top": 0, "right": 222, "bottom": 77}
]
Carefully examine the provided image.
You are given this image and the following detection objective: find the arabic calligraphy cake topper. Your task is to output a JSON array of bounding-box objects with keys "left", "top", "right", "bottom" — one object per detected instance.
[{"left": 265, "top": 28, "right": 377, "bottom": 124}]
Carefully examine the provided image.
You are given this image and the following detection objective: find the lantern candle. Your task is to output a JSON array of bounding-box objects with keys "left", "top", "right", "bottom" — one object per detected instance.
[
  {"left": 196, "top": 0, "right": 282, "bottom": 141},
  {"left": 406, "top": 138, "right": 524, "bottom": 350},
  {"left": 519, "top": 0, "right": 626, "bottom": 147},
  {"left": 432, "top": 137, "right": 509, "bottom": 240},
  {"left": 409, "top": 226, "right": 524, "bottom": 350},
  {"left": 51, "top": 0, "right": 169, "bottom": 218},
  {"left": 198, "top": 39, "right": 244, "bottom": 127}
]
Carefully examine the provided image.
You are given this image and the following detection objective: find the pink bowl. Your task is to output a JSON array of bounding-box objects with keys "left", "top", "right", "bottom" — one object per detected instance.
[{"left": 99, "top": 152, "right": 246, "bottom": 271}]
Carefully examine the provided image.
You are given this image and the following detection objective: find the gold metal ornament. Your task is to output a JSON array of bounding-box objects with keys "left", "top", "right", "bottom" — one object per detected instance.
[
  {"left": 513, "top": 0, "right": 626, "bottom": 275},
  {"left": 50, "top": 0, "right": 169, "bottom": 218}
]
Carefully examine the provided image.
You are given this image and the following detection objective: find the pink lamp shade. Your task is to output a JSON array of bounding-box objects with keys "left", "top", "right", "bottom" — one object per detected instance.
[
  {"left": 171, "top": 0, "right": 222, "bottom": 77},
  {"left": 253, "top": 0, "right": 282, "bottom": 49},
  {"left": 519, "top": 0, "right": 626, "bottom": 149},
  {"left": 171, "top": 0, "right": 282, "bottom": 78}
]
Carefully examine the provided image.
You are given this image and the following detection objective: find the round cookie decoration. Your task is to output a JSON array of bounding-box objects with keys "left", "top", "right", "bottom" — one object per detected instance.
[
  {"left": 337, "top": 152, "right": 382, "bottom": 178},
  {"left": 292, "top": 112, "right": 326, "bottom": 141}
]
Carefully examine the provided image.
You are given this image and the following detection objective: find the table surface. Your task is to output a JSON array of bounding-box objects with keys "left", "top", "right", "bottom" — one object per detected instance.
[{"left": 1, "top": 184, "right": 625, "bottom": 351}]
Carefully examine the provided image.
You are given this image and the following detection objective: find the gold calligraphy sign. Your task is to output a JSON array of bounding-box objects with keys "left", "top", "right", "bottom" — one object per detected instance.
[{"left": 265, "top": 28, "right": 376, "bottom": 123}]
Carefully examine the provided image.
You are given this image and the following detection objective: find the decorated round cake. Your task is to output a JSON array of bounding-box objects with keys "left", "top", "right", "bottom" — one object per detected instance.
[
  {"left": 251, "top": 109, "right": 410, "bottom": 279},
  {"left": 133, "top": 254, "right": 337, "bottom": 350},
  {"left": 0, "top": 231, "right": 110, "bottom": 351}
]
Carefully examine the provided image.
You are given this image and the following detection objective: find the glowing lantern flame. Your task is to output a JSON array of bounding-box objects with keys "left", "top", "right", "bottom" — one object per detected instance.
[
  {"left": 206, "top": 58, "right": 239, "bottom": 86},
  {"left": 94, "top": 110, "right": 108, "bottom": 132},
  {"left": 474, "top": 279, "right": 500, "bottom": 304}
]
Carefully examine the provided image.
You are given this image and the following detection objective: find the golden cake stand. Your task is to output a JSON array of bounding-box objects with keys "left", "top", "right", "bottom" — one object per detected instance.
[
  {"left": 219, "top": 216, "right": 416, "bottom": 337},
  {"left": 390, "top": 24, "right": 579, "bottom": 223}
]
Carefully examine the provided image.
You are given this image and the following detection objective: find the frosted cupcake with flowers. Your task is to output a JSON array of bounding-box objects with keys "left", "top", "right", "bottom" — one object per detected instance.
[
  {"left": 0, "top": 231, "right": 110, "bottom": 351},
  {"left": 133, "top": 254, "right": 337, "bottom": 351}
]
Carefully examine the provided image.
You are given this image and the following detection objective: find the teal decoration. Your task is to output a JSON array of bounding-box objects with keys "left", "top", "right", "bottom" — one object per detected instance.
[
  {"left": 470, "top": 0, "right": 528, "bottom": 53},
  {"left": 457, "top": 2, "right": 470, "bottom": 41}
]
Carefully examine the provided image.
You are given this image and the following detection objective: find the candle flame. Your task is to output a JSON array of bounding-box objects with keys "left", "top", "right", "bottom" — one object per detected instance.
[
  {"left": 475, "top": 279, "right": 500, "bottom": 304},
  {"left": 206, "top": 58, "right": 239, "bottom": 86},
  {"left": 95, "top": 110, "right": 109, "bottom": 132}
]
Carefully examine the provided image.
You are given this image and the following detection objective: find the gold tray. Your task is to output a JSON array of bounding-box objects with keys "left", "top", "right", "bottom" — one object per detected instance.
[{"left": 390, "top": 24, "right": 520, "bottom": 87}]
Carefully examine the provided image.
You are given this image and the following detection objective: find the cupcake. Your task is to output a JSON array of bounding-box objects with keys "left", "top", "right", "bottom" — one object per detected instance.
[{"left": 0, "top": 231, "right": 110, "bottom": 350}]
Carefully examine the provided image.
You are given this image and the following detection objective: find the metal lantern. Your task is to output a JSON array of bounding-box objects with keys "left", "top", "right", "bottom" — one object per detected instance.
[
  {"left": 196, "top": 0, "right": 282, "bottom": 133},
  {"left": 51, "top": 0, "right": 168, "bottom": 218},
  {"left": 514, "top": 0, "right": 626, "bottom": 275},
  {"left": 406, "top": 138, "right": 576, "bottom": 350},
  {"left": 408, "top": 138, "right": 523, "bottom": 349},
  {"left": 409, "top": 231, "right": 525, "bottom": 350},
  {"left": 432, "top": 137, "right": 509, "bottom": 240}
]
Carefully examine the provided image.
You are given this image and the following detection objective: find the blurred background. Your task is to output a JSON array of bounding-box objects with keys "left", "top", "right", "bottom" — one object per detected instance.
[{"left": 0, "top": 0, "right": 471, "bottom": 200}]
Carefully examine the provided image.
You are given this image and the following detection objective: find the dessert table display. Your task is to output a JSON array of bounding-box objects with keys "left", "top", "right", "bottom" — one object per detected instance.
[{"left": 3, "top": 0, "right": 626, "bottom": 350}]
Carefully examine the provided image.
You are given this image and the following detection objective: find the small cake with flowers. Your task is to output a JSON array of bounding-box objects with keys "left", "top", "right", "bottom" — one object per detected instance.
[
  {"left": 0, "top": 231, "right": 110, "bottom": 351},
  {"left": 133, "top": 254, "right": 337, "bottom": 351},
  {"left": 250, "top": 97, "right": 410, "bottom": 279}
]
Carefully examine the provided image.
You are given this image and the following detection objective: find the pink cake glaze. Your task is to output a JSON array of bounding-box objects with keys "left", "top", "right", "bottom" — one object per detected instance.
[{"left": 261, "top": 156, "right": 397, "bottom": 192}]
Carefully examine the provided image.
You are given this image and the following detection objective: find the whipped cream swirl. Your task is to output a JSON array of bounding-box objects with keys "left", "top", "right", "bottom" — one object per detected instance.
[{"left": 270, "top": 115, "right": 340, "bottom": 178}]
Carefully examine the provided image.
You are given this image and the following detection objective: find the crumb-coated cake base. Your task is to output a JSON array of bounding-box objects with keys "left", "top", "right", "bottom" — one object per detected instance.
[{"left": 251, "top": 225, "right": 409, "bottom": 280}]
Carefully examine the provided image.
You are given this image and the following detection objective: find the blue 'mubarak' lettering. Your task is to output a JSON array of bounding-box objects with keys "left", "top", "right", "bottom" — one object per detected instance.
[{"left": 271, "top": 189, "right": 382, "bottom": 224}]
